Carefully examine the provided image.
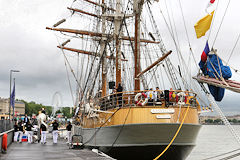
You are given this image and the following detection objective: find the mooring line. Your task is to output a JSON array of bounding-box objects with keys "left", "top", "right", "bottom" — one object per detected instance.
[
  {"left": 202, "top": 148, "right": 240, "bottom": 160},
  {"left": 153, "top": 106, "right": 190, "bottom": 160}
]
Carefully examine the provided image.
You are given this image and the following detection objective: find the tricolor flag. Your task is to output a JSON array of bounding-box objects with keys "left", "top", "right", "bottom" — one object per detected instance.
[
  {"left": 194, "top": 11, "right": 214, "bottom": 39},
  {"left": 201, "top": 41, "right": 210, "bottom": 62},
  {"left": 206, "top": 0, "right": 216, "bottom": 13}
]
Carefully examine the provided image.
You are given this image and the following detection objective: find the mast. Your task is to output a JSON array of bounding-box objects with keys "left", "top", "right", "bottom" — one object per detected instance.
[
  {"left": 134, "top": 0, "right": 144, "bottom": 91},
  {"left": 101, "top": 0, "right": 107, "bottom": 97},
  {"left": 115, "top": 0, "right": 122, "bottom": 88}
]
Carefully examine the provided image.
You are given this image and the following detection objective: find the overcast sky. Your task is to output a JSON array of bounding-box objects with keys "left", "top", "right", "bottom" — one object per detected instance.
[{"left": 0, "top": 0, "right": 239, "bottom": 115}]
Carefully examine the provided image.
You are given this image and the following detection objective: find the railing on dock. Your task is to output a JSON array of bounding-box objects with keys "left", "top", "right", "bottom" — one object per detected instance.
[
  {"left": 0, "top": 120, "right": 14, "bottom": 153},
  {"left": 0, "top": 120, "right": 13, "bottom": 133}
]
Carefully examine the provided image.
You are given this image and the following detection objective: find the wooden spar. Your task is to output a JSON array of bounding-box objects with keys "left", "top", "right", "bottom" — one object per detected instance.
[
  {"left": 134, "top": 13, "right": 140, "bottom": 91},
  {"left": 193, "top": 76, "right": 240, "bottom": 93},
  {"left": 83, "top": 0, "right": 100, "bottom": 6},
  {"left": 47, "top": 27, "right": 158, "bottom": 43},
  {"left": 57, "top": 46, "right": 127, "bottom": 61},
  {"left": 46, "top": 27, "right": 159, "bottom": 44},
  {"left": 136, "top": 50, "right": 172, "bottom": 78},
  {"left": 67, "top": 7, "right": 113, "bottom": 21},
  {"left": 115, "top": 0, "right": 122, "bottom": 87},
  {"left": 133, "top": 0, "right": 144, "bottom": 91},
  {"left": 101, "top": 0, "right": 107, "bottom": 97},
  {"left": 53, "top": 19, "right": 66, "bottom": 27},
  {"left": 121, "top": 36, "right": 160, "bottom": 44},
  {"left": 57, "top": 46, "right": 95, "bottom": 56},
  {"left": 83, "top": 0, "right": 115, "bottom": 11},
  {"left": 67, "top": 7, "right": 99, "bottom": 18},
  {"left": 46, "top": 27, "right": 103, "bottom": 37},
  {"left": 61, "top": 39, "right": 70, "bottom": 46}
]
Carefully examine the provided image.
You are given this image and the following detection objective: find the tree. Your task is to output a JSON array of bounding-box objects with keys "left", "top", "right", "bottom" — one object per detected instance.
[
  {"left": 232, "top": 119, "right": 238, "bottom": 123},
  {"left": 21, "top": 100, "right": 52, "bottom": 116},
  {"left": 214, "top": 119, "right": 222, "bottom": 124},
  {"left": 54, "top": 107, "right": 73, "bottom": 118},
  {"left": 205, "top": 119, "right": 213, "bottom": 123}
]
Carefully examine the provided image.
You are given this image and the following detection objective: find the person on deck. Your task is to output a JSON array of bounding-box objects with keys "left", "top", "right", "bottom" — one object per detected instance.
[
  {"left": 52, "top": 119, "right": 59, "bottom": 144},
  {"left": 14, "top": 121, "right": 19, "bottom": 142},
  {"left": 154, "top": 87, "right": 161, "bottom": 103},
  {"left": 40, "top": 121, "right": 47, "bottom": 144},
  {"left": 66, "top": 121, "right": 72, "bottom": 144},
  {"left": 116, "top": 83, "right": 123, "bottom": 107},
  {"left": 147, "top": 88, "right": 154, "bottom": 106},
  {"left": 26, "top": 121, "right": 33, "bottom": 143}
]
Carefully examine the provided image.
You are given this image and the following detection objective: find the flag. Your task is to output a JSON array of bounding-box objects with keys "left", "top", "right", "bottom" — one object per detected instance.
[
  {"left": 194, "top": 11, "right": 215, "bottom": 39},
  {"left": 10, "top": 81, "right": 15, "bottom": 109},
  {"left": 206, "top": 0, "right": 216, "bottom": 13},
  {"left": 201, "top": 41, "right": 210, "bottom": 62}
]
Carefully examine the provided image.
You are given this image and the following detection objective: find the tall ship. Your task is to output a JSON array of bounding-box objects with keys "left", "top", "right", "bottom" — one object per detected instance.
[{"left": 46, "top": 0, "right": 240, "bottom": 159}]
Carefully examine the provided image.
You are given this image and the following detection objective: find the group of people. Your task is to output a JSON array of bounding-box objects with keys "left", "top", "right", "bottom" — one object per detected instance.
[
  {"left": 145, "top": 87, "right": 163, "bottom": 104},
  {"left": 13, "top": 110, "right": 73, "bottom": 145},
  {"left": 109, "top": 83, "right": 123, "bottom": 107},
  {"left": 145, "top": 88, "right": 191, "bottom": 106}
]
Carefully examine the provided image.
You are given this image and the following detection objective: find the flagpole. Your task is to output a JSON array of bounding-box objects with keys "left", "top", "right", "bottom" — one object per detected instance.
[
  {"left": 9, "top": 71, "right": 12, "bottom": 120},
  {"left": 9, "top": 70, "right": 20, "bottom": 120},
  {"left": 12, "top": 78, "right": 15, "bottom": 120}
]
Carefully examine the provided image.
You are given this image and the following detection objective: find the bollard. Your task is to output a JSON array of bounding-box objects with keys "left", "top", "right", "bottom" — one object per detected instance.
[{"left": 2, "top": 133, "right": 8, "bottom": 153}]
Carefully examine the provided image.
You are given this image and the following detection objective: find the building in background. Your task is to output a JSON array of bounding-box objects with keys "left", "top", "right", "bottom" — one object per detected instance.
[{"left": 0, "top": 97, "right": 25, "bottom": 119}]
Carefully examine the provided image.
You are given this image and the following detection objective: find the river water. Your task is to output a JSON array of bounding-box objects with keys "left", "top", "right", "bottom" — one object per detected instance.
[{"left": 187, "top": 125, "right": 240, "bottom": 160}]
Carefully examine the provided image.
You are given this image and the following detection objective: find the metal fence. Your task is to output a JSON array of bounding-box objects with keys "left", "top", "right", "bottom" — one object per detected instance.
[
  {"left": 0, "top": 120, "right": 13, "bottom": 153},
  {"left": 0, "top": 120, "right": 13, "bottom": 133}
]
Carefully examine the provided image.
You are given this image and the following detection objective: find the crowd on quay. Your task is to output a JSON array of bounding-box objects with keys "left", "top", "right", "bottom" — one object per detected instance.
[{"left": 13, "top": 108, "right": 72, "bottom": 145}]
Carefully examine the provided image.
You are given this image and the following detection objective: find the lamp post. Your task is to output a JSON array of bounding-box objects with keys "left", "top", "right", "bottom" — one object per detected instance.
[{"left": 9, "top": 70, "right": 20, "bottom": 120}]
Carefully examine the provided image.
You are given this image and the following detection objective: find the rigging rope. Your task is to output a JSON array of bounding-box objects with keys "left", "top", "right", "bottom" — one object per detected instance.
[
  {"left": 207, "top": 94, "right": 240, "bottom": 145},
  {"left": 212, "top": 0, "right": 232, "bottom": 47},
  {"left": 107, "top": 106, "right": 132, "bottom": 152},
  {"left": 64, "top": 59, "right": 75, "bottom": 107},
  {"left": 159, "top": 4, "right": 209, "bottom": 106},
  {"left": 202, "top": 148, "right": 240, "bottom": 160},
  {"left": 207, "top": 0, "right": 220, "bottom": 41},
  {"left": 82, "top": 107, "right": 121, "bottom": 145},
  {"left": 226, "top": 33, "right": 240, "bottom": 65},
  {"left": 54, "top": 35, "right": 84, "bottom": 105},
  {"left": 178, "top": 0, "right": 198, "bottom": 69},
  {"left": 153, "top": 106, "right": 190, "bottom": 160}
]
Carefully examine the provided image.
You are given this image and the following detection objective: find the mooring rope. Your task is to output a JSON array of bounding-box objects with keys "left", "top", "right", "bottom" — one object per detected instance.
[
  {"left": 153, "top": 105, "right": 190, "bottom": 160},
  {"left": 202, "top": 148, "right": 240, "bottom": 160}
]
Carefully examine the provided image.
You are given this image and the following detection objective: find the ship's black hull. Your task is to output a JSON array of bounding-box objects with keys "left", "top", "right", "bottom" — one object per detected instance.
[
  {"left": 100, "top": 145, "right": 194, "bottom": 160},
  {"left": 74, "top": 123, "right": 201, "bottom": 160}
]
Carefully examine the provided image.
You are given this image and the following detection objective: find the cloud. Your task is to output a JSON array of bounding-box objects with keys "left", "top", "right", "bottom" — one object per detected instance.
[{"left": 0, "top": 0, "right": 239, "bottom": 114}]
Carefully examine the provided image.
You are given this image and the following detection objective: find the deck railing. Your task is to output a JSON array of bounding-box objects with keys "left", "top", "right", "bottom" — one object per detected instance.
[{"left": 94, "top": 90, "right": 198, "bottom": 111}]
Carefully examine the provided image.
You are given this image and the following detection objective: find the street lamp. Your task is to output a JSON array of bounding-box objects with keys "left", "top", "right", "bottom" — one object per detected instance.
[{"left": 9, "top": 70, "right": 20, "bottom": 120}]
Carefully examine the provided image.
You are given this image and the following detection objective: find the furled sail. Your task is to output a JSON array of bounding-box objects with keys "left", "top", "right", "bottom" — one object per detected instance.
[{"left": 198, "top": 49, "right": 232, "bottom": 101}]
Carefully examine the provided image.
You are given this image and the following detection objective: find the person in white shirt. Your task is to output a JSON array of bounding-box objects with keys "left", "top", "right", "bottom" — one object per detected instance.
[
  {"left": 25, "top": 122, "right": 33, "bottom": 143},
  {"left": 40, "top": 122, "right": 47, "bottom": 144},
  {"left": 52, "top": 119, "right": 59, "bottom": 144},
  {"left": 66, "top": 121, "right": 72, "bottom": 144}
]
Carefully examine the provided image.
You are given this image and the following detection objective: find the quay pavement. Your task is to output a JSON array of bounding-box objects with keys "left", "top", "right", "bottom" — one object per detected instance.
[{"left": 0, "top": 135, "right": 112, "bottom": 160}]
